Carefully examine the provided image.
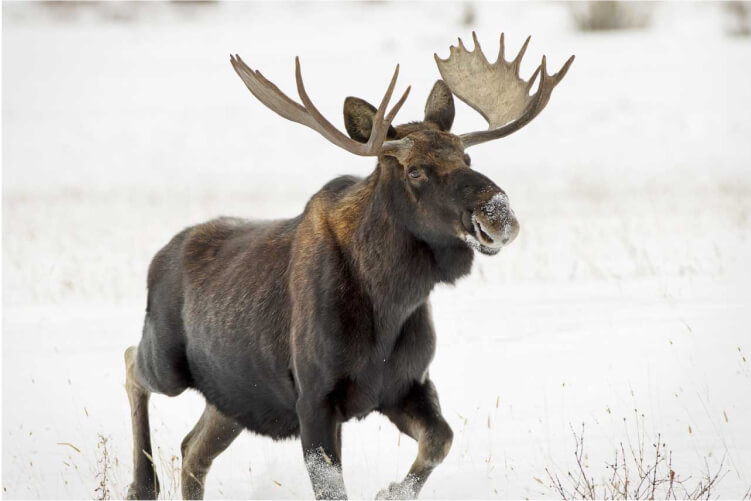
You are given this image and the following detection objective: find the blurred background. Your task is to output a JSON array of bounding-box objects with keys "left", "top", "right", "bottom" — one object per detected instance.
[{"left": 3, "top": 1, "right": 751, "bottom": 499}]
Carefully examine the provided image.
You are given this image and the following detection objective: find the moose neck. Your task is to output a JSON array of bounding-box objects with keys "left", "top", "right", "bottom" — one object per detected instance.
[{"left": 330, "top": 160, "right": 474, "bottom": 315}]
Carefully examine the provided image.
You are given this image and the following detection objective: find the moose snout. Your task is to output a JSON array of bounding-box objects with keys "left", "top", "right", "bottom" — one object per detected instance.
[{"left": 472, "top": 192, "right": 519, "bottom": 249}]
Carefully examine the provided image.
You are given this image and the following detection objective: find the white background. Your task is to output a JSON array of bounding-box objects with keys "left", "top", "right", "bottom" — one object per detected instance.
[{"left": 3, "top": 2, "right": 751, "bottom": 498}]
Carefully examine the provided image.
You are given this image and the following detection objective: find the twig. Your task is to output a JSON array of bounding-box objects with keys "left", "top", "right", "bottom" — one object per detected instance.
[
  {"left": 57, "top": 442, "right": 81, "bottom": 453},
  {"left": 541, "top": 417, "right": 730, "bottom": 500},
  {"left": 94, "top": 434, "right": 111, "bottom": 501}
]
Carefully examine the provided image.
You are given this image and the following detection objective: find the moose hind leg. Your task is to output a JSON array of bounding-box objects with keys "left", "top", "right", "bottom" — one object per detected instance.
[
  {"left": 124, "top": 346, "right": 160, "bottom": 500},
  {"left": 377, "top": 380, "right": 453, "bottom": 500},
  {"left": 181, "top": 402, "right": 242, "bottom": 500}
]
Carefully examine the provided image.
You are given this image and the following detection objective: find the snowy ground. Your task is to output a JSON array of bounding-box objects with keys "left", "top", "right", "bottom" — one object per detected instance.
[{"left": 3, "top": 2, "right": 751, "bottom": 499}]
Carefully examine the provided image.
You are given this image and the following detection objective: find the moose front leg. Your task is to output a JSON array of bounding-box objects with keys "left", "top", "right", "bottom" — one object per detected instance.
[
  {"left": 297, "top": 396, "right": 347, "bottom": 499},
  {"left": 377, "top": 379, "right": 453, "bottom": 500}
]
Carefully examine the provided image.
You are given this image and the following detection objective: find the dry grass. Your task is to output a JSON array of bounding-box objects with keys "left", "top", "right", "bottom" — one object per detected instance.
[
  {"left": 156, "top": 448, "right": 182, "bottom": 499},
  {"left": 544, "top": 421, "right": 728, "bottom": 500},
  {"left": 94, "top": 434, "right": 111, "bottom": 501}
]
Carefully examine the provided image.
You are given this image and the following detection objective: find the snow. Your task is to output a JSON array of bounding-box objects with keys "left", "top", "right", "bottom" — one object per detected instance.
[
  {"left": 3, "top": 1, "right": 751, "bottom": 499},
  {"left": 479, "top": 193, "right": 509, "bottom": 225}
]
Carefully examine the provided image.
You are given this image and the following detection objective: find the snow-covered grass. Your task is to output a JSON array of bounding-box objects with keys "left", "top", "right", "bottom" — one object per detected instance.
[{"left": 3, "top": 2, "right": 750, "bottom": 499}]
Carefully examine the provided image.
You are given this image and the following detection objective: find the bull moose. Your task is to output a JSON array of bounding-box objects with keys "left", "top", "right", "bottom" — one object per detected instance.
[{"left": 124, "top": 32, "right": 573, "bottom": 500}]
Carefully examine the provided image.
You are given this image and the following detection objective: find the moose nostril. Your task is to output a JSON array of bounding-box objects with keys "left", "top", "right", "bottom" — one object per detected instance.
[{"left": 477, "top": 224, "right": 494, "bottom": 244}]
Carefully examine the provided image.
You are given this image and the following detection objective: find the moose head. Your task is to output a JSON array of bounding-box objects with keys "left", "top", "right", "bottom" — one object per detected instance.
[{"left": 230, "top": 32, "right": 574, "bottom": 256}]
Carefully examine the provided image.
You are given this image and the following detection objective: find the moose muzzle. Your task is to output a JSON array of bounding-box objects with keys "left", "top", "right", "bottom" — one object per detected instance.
[{"left": 465, "top": 192, "right": 519, "bottom": 255}]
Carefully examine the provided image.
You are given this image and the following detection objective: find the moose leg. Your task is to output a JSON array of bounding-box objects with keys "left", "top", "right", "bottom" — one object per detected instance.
[
  {"left": 376, "top": 379, "right": 453, "bottom": 500},
  {"left": 297, "top": 397, "right": 347, "bottom": 499},
  {"left": 181, "top": 402, "right": 242, "bottom": 500},
  {"left": 124, "top": 346, "right": 160, "bottom": 500}
]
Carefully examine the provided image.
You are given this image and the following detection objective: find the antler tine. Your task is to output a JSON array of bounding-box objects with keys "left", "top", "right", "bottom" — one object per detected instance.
[
  {"left": 471, "top": 31, "right": 490, "bottom": 66},
  {"left": 510, "top": 36, "right": 531, "bottom": 76},
  {"left": 294, "top": 57, "right": 364, "bottom": 153},
  {"left": 526, "top": 63, "right": 542, "bottom": 93},
  {"left": 385, "top": 84, "right": 411, "bottom": 123},
  {"left": 497, "top": 33, "right": 506, "bottom": 65},
  {"left": 366, "top": 64, "right": 401, "bottom": 151},
  {"left": 371, "top": 69, "right": 412, "bottom": 151},
  {"left": 554, "top": 55, "right": 576, "bottom": 84},
  {"left": 373, "top": 65, "right": 399, "bottom": 124}
]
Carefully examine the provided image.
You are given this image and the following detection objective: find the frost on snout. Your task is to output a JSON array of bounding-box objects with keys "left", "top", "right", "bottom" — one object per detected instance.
[{"left": 465, "top": 192, "right": 520, "bottom": 255}]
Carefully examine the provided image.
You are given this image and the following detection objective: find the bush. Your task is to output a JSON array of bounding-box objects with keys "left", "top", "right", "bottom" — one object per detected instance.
[
  {"left": 569, "top": 1, "right": 652, "bottom": 32},
  {"left": 543, "top": 419, "right": 733, "bottom": 500}
]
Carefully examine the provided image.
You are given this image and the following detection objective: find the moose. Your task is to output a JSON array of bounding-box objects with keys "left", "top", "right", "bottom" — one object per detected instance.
[{"left": 124, "top": 32, "right": 573, "bottom": 500}]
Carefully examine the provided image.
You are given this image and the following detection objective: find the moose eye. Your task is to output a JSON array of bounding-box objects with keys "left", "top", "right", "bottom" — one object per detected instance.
[{"left": 408, "top": 168, "right": 422, "bottom": 179}]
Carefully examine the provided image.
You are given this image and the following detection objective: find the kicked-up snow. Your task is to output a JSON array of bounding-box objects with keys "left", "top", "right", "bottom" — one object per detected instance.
[{"left": 3, "top": 2, "right": 751, "bottom": 499}]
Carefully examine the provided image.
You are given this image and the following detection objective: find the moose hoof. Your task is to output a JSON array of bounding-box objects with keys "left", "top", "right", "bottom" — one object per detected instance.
[{"left": 375, "top": 480, "right": 417, "bottom": 500}]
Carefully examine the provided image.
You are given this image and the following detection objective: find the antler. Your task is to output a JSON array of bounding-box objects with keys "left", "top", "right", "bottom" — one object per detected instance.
[
  {"left": 230, "top": 55, "right": 412, "bottom": 156},
  {"left": 435, "top": 32, "right": 574, "bottom": 148}
]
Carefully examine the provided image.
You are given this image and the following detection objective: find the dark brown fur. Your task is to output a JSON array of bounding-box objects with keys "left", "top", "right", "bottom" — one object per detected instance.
[{"left": 125, "top": 81, "right": 518, "bottom": 500}]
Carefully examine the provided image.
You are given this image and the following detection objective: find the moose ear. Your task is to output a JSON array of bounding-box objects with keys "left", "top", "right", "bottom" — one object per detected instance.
[
  {"left": 343, "top": 97, "right": 397, "bottom": 143},
  {"left": 424, "top": 80, "right": 455, "bottom": 131}
]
